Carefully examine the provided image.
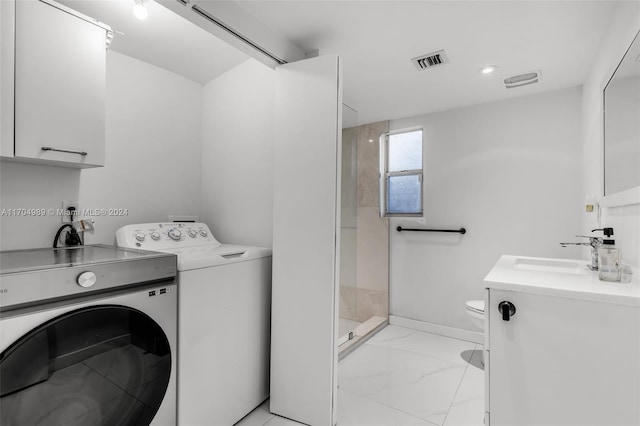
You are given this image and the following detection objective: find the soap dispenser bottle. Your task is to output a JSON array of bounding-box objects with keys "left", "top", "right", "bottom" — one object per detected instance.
[{"left": 598, "top": 239, "right": 620, "bottom": 282}]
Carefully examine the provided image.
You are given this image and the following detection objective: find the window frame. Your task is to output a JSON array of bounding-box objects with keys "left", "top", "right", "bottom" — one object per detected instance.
[{"left": 379, "top": 127, "right": 424, "bottom": 218}]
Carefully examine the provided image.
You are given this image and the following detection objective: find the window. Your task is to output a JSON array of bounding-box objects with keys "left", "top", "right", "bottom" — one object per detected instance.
[{"left": 380, "top": 128, "right": 423, "bottom": 217}]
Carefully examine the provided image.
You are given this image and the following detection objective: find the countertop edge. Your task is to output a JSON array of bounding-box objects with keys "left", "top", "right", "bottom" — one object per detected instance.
[{"left": 483, "top": 255, "right": 640, "bottom": 308}]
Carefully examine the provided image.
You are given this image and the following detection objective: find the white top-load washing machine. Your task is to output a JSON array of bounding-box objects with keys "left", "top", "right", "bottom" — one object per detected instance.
[{"left": 116, "top": 222, "right": 272, "bottom": 426}]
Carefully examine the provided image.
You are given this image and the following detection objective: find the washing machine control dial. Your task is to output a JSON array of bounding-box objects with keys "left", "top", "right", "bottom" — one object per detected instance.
[
  {"left": 199, "top": 229, "right": 208, "bottom": 237},
  {"left": 135, "top": 232, "right": 146, "bottom": 242},
  {"left": 77, "top": 271, "right": 97, "bottom": 288},
  {"left": 168, "top": 228, "right": 182, "bottom": 241},
  {"left": 150, "top": 231, "right": 161, "bottom": 241},
  {"left": 188, "top": 230, "right": 197, "bottom": 238}
]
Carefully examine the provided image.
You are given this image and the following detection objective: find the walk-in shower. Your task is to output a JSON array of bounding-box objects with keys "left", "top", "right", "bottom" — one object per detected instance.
[{"left": 338, "top": 106, "right": 390, "bottom": 352}]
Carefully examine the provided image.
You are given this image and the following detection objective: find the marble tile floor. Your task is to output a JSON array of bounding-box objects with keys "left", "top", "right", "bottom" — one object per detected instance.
[{"left": 236, "top": 325, "right": 484, "bottom": 426}]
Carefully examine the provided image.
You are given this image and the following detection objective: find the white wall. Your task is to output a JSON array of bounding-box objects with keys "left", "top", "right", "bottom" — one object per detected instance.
[
  {"left": 0, "top": 162, "right": 80, "bottom": 249},
  {"left": 201, "top": 59, "right": 275, "bottom": 248},
  {"left": 389, "top": 87, "right": 583, "bottom": 331},
  {"left": 582, "top": 1, "right": 640, "bottom": 268},
  {"left": 0, "top": 51, "right": 202, "bottom": 250}
]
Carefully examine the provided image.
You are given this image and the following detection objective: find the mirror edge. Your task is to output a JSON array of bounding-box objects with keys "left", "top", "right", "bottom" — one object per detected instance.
[
  {"left": 601, "top": 27, "right": 640, "bottom": 207},
  {"left": 601, "top": 186, "right": 640, "bottom": 208}
]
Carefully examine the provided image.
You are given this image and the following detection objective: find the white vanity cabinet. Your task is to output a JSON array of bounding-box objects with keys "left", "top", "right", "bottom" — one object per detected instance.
[
  {"left": 484, "top": 255, "right": 640, "bottom": 426},
  {"left": 1, "top": 0, "right": 110, "bottom": 168}
]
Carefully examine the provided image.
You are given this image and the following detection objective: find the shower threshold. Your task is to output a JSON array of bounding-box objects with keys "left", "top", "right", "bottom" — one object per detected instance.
[{"left": 338, "top": 315, "right": 387, "bottom": 359}]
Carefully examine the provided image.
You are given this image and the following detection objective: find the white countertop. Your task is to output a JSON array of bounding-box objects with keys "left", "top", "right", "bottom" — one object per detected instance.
[{"left": 484, "top": 255, "right": 640, "bottom": 307}]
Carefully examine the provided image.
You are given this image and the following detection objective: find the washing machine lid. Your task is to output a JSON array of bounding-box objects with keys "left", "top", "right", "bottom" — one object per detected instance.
[
  {"left": 466, "top": 300, "right": 484, "bottom": 313},
  {"left": 165, "top": 244, "right": 272, "bottom": 271},
  {"left": 115, "top": 223, "right": 271, "bottom": 271}
]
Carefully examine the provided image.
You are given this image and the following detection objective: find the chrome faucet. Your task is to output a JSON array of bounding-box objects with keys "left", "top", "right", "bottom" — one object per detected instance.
[
  {"left": 559, "top": 228, "right": 614, "bottom": 271},
  {"left": 560, "top": 237, "right": 603, "bottom": 270}
]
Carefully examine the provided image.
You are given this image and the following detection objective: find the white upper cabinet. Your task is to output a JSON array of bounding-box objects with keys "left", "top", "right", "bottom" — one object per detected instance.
[
  {"left": 2, "top": 0, "right": 110, "bottom": 168},
  {"left": 0, "top": 0, "right": 15, "bottom": 158}
]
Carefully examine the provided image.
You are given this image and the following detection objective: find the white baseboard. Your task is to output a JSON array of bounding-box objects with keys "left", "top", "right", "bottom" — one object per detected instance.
[{"left": 389, "top": 315, "right": 483, "bottom": 344}]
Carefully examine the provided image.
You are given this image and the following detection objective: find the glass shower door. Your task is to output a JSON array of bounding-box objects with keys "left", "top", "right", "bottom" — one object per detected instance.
[
  {"left": 338, "top": 117, "right": 390, "bottom": 351},
  {"left": 338, "top": 105, "right": 359, "bottom": 346}
]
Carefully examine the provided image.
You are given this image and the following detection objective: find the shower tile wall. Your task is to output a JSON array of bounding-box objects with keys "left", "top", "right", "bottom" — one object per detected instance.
[
  {"left": 340, "top": 121, "right": 390, "bottom": 324},
  {"left": 356, "top": 121, "right": 389, "bottom": 322},
  {"left": 340, "top": 126, "right": 358, "bottom": 321}
]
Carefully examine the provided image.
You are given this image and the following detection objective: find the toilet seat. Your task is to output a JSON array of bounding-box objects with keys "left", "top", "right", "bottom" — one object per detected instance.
[{"left": 466, "top": 300, "right": 484, "bottom": 314}]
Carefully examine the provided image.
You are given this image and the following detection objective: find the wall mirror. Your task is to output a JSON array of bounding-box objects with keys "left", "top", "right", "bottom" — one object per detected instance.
[{"left": 604, "top": 31, "right": 640, "bottom": 201}]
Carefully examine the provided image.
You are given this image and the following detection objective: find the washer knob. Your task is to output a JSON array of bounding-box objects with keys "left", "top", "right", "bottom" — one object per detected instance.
[
  {"left": 150, "top": 231, "right": 161, "bottom": 241},
  {"left": 168, "top": 228, "right": 182, "bottom": 241},
  {"left": 77, "top": 271, "right": 97, "bottom": 288},
  {"left": 135, "top": 232, "right": 146, "bottom": 242},
  {"left": 199, "top": 229, "right": 208, "bottom": 237},
  {"left": 188, "top": 230, "right": 197, "bottom": 238}
]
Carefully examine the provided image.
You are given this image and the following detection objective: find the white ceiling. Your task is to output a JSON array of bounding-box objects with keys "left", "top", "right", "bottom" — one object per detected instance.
[
  {"left": 58, "top": 0, "right": 249, "bottom": 85},
  {"left": 58, "top": 0, "right": 617, "bottom": 125},
  {"left": 235, "top": 0, "right": 616, "bottom": 124}
]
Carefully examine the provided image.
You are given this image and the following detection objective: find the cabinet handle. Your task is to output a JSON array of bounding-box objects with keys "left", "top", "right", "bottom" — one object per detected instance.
[
  {"left": 41, "top": 147, "right": 88, "bottom": 156},
  {"left": 498, "top": 301, "right": 516, "bottom": 321}
]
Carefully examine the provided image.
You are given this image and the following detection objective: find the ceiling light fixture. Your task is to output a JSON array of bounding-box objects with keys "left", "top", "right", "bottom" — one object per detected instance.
[
  {"left": 133, "top": 0, "right": 148, "bottom": 20},
  {"left": 479, "top": 65, "right": 498, "bottom": 75}
]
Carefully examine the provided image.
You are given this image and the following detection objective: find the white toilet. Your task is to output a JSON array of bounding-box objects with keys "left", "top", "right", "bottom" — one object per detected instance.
[{"left": 465, "top": 300, "right": 485, "bottom": 331}]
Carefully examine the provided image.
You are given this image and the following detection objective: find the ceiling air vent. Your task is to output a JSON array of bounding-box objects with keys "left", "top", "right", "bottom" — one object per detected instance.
[
  {"left": 411, "top": 50, "right": 449, "bottom": 71},
  {"left": 504, "top": 71, "right": 541, "bottom": 89}
]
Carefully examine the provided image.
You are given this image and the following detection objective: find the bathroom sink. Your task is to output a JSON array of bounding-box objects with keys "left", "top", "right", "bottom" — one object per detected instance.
[
  {"left": 513, "top": 257, "right": 589, "bottom": 274},
  {"left": 485, "top": 255, "right": 638, "bottom": 309}
]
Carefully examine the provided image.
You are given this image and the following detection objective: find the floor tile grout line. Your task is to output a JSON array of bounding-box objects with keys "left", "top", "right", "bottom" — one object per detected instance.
[
  {"left": 366, "top": 327, "right": 478, "bottom": 364},
  {"left": 440, "top": 344, "right": 476, "bottom": 426},
  {"left": 340, "top": 363, "right": 466, "bottom": 426},
  {"left": 359, "top": 340, "right": 475, "bottom": 369},
  {"left": 260, "top": 325, "right": 479, "bottom": 426},
  {"left": 339, "top": 327, "right": 476, "bottom": 425},
  {"left": 338, "top": 388, "right": 441, "bottom": 426},
  {"left": 373, "top": 325, "right": 481, "bottom": 346},
  {"left": 245, "top": 325, "right": 482, "bottom": 426}
]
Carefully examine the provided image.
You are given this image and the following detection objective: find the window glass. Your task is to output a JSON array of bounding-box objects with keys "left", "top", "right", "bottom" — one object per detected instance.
[
  {"left": 388, "top": 130, "right": 422, "bottom": 172},
  {"left": 381, "top": 128, "right": 424, "bottom": 217},
  {"left": 387, "top": 175, "right": 422, "bottom": 214}
]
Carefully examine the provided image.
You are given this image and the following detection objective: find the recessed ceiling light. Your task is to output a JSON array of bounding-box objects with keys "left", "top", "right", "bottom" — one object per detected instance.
[{"left": 479, "top": 65, "right": 498, "bottom": 75}]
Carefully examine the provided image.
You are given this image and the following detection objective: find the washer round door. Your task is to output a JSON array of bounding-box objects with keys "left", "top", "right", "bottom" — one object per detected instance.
[{"left": 0, "top": 305, "right": 172, "bottom": 426}]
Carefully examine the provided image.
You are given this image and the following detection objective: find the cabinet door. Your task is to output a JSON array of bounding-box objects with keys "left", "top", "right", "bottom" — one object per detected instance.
[
  {"left": 0, "top": 0, "right": 15, "bottom": 157},
  {"left": 488, "top": 289, "right": 640, "bottom": 426},
  {"left": 14, "top": 0, "right": 106, "bottom": 167}
]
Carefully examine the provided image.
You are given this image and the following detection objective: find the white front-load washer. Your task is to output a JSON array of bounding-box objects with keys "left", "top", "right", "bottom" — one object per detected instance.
[
  {"left": 116, "top": 223, "right": 272, "bottom": 426},
  {"left": 0, "top": 245, "right": 178, "bottom": 426}
]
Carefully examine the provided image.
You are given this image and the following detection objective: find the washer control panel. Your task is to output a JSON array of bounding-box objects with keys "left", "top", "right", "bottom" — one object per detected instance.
[{"left": 116, "top": 222, "right": 220, "bottom": 250}]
